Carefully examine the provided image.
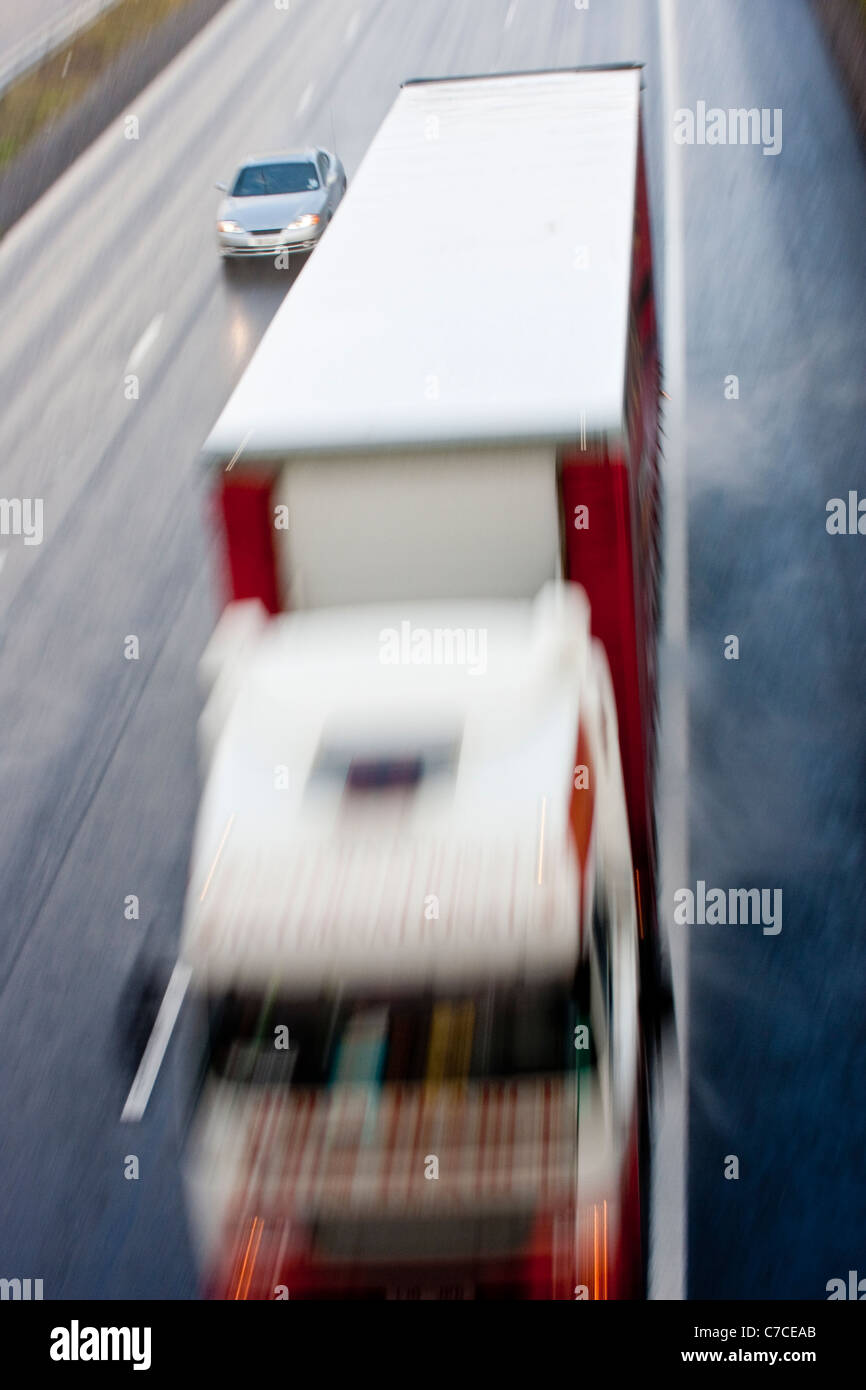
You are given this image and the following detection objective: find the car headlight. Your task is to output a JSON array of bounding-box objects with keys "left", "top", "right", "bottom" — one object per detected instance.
[
  {"left": 284, "top": 214, "right": 320, "bottom": 231},
  {"left": 217, "top": 220, "right": 244, "bottom": 234}
]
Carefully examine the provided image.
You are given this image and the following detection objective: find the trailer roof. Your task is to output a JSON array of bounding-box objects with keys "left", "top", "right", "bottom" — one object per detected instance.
[{"left": 204, "top": 67, "right": 641, "bottom": 461}]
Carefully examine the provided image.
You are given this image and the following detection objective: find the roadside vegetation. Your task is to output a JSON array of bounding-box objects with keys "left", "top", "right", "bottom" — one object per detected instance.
[{"left": 0, "top": 0, "right": 201, "bottom": 172}]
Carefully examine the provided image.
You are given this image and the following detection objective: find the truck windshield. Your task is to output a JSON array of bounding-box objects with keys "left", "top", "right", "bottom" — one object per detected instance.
[{"left": 204, "top": 982, "right": 592, "bottom": 1087}]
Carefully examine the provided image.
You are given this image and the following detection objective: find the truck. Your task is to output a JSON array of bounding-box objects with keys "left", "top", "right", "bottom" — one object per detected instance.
[{"left": 178, "top": 65, "right": 663, "bottom": 1300}]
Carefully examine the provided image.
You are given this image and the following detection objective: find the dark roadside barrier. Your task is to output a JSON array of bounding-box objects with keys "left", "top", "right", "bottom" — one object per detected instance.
[
  {"left": 812, "top": 0, "right": 866, "bottom": 148},
  {"left": 0, "top": 0, "right": 229, "bottom": 236}
]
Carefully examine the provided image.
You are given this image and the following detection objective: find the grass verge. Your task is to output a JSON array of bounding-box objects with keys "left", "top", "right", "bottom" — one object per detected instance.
[{"left": 0, "top": 0, "right": 206, "bottom": 172}]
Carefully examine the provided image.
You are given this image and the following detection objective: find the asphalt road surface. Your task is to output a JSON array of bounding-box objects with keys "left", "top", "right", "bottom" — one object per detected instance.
[{"left": 0, "top": 0, "right": 862, "bottom": 1299}]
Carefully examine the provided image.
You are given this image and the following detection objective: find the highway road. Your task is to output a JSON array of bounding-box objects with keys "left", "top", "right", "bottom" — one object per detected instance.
[
  {"left": 0, "top": 0, "right": 122, "bottom": 79},
  {"left": 0, "top": 0, "right": 863, "bottom": 1300}
]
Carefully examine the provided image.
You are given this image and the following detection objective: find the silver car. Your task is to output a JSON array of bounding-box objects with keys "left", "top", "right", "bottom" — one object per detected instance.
[{"left": 216, "top": 148, "right": 346, "bottom": 263}]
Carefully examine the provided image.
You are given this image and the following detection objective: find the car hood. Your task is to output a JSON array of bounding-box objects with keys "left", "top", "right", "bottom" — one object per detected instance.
[{"left": 218, "top": 189, "right": 325, "bottom": 232}]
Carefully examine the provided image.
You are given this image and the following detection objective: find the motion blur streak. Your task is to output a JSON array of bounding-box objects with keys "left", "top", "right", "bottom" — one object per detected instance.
[{"left": 231, "top": 1217, "right": 263, "bottom": 1301}]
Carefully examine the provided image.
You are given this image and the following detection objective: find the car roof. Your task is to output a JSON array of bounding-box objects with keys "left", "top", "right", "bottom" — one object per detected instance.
[{"left": 236, "top": 149, "right": 321, "bottom": 169}]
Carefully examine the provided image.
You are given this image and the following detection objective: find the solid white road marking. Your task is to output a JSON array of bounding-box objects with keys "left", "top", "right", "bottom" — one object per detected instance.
[
  {"left": 345, "top": 11, "right": 360, "bottom": 44},
  {"left": 651, "top": 0, "right": 690, "bottom": 1302},
  {"left": 120, "top": 962, "right": 192, "bottom": 1122},
  {"left": 504, "top": 1, "right": 518, "bottom": 29},
  {"left": 125, "top": 312, "right": 164, "bottom": 372},
  {"left": 296, "top": 81, "right": 315, "bottom": 116}
]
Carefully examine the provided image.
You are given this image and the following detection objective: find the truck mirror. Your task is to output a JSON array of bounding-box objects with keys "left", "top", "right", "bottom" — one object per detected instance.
[{"left": 116, "top": 953, "right": 174, "bottom": 1079}]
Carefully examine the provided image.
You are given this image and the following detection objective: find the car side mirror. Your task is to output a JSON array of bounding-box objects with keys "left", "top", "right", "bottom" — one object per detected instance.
[{"left": 215, "top": 181, "right": 227, "bottom": 192}]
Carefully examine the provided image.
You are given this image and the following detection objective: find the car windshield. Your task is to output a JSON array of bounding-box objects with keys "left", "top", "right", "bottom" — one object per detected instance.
[
  {"left": 231, "top": 161, "right": 319, "bottom": 197},
  {"left": 204, "top": 982, "right": 591, "bottom": 1087}
]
